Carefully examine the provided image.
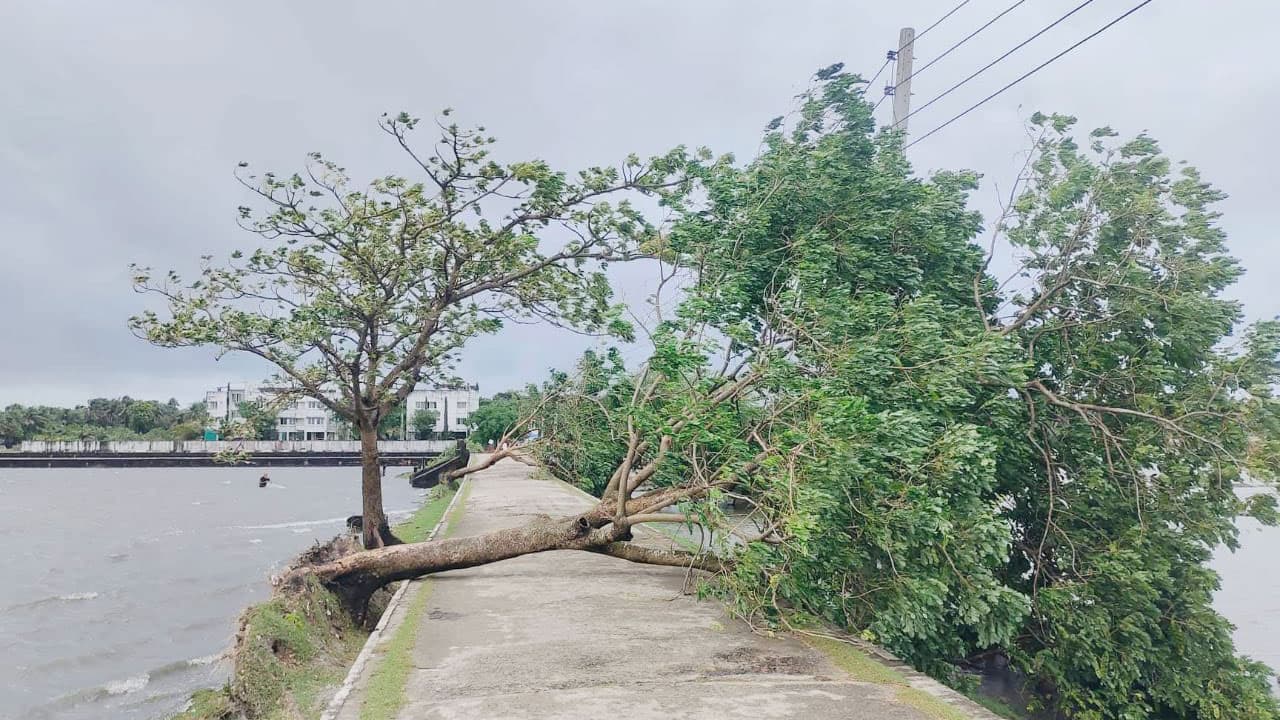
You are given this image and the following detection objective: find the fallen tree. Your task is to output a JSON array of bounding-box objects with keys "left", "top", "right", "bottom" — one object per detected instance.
[
  {"left": 182, "top": 66, "right": 1280, "bottom": 720},
  {"left": 297, "top": 362, "right": 766, "bottom": 616}
]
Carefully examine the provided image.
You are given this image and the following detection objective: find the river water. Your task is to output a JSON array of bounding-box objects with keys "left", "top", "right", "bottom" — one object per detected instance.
[
  {"left": 0, "top": 466, "right": 426, "bottom": 720},
  {"left": 1212, "top": 489, "right": 1280, "bottom": 688},
  {"left": 0, "top": 471, "right": 1274, "bottom": 719}
]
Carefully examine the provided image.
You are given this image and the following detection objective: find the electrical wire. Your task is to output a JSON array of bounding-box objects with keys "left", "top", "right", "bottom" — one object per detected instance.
[
  {"left": 873, "top": 57, "right": 896, "bottom": 112},
  {"left": 869, "top": 0, "right": 974, "bottom": 115},
  {"left": 912, "top": 0, "right": 976, "bottom": 46},
  {"left": 905, "top": 0, "right": 1154, "bottom": 149},
  {"left": 892, "top": 0, "right": 1100, "bottom": 130},
  {"left": 893, "top": 0, "right": 1030, "bottom": 90},
  {"left": 866, "top": 57, "right": 892, "bottom": 89}
]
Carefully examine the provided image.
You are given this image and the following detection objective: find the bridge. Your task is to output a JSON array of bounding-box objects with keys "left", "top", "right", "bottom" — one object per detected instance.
[{"left": 0, "top": 440, "right": 451, "bottom": 468}]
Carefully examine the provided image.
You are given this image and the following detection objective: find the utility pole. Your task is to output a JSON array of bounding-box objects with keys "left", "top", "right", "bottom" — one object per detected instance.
[{"left": 892, "top": 27, "right": 915, "bottom": 132}]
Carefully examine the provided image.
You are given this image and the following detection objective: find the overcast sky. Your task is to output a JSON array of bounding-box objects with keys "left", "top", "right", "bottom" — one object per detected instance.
[{"left": 2, "top": 0, "right": 1275, "bottom": 407}]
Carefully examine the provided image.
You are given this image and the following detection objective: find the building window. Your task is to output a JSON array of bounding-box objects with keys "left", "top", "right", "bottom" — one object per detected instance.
[
  {"left": 426, "top": 401, "right": 438, "bottom": 409},
  {"left": 308, "top": 417, "right": 324, "bottom": 425},
  {"left": 415, "top": 401, "right": 426, "bottom": 412},
  {"left": 456, "top": 401, "right": 468, "bottom": 410}
]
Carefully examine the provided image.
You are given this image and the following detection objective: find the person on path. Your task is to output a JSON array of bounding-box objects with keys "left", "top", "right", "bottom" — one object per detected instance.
[{"left": 259, "top": 471, "right": 270, "bottom": 488}]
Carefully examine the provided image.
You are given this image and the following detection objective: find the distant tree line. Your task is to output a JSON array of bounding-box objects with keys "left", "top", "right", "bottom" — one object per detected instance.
[{"left": 0, "top": 396, "right": 210, "bottom": 446}]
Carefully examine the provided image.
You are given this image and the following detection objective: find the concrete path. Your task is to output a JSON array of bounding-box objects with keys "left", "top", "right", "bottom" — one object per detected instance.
[{"left": 350, "top": 458, "right": 998, "bottom": 720}]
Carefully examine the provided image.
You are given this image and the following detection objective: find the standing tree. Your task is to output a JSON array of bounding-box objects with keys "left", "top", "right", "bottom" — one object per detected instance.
[
  {"left": 464, "top": 391, "right": 523, "bottom": 447},
  {"left": 410, "top": 408, "right": 439, "bottom": 440},
  {"left": 131, "top": 111, "right": 694, "bottom": 547},
  {"left": 235, "top": 400, "right": 279, "bottom": 440},
  {"left": 377, "top": 401, "right": 407, "bottom": 440}
]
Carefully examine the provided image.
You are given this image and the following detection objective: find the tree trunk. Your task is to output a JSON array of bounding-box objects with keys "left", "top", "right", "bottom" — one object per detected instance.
[
  {"left": 298, "top": 510, "right": 720, "bottom": 618},
  {"left": 358, "top": 423, "right": 400, "bottom": 548}
]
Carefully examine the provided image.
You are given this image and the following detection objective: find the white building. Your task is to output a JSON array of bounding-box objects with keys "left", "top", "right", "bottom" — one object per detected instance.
[
  {"left": 206, "top": 380, "right": 478, "bottom": 441},
  {"left": 204, "top": 382, "right": 262, "bottom": 425},
  {"left": 275, "top": 396, "right": 341, "bottom": 441},
  {"left": 405, "top": 383, "right": 479, "bottom": 439},
  {"left": 204, "top": 382, "right": 342, "bottom": 441}
]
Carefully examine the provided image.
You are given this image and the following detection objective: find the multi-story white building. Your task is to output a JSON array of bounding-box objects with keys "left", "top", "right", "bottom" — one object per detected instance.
[
  {"left": 204, "top": 382, "right": 342, "bottom": 441},
  {"left": 404, "top": 383, "right": 479, "bottom": 439},
  {"left": 204, "top": 382, "right": 262, "bottom": 425},
  {"left": 275, "top": 396, "right": 341, "bottom": 441},
  {"left": 206, "top": 380, "right": 478, "bottom": 441}
]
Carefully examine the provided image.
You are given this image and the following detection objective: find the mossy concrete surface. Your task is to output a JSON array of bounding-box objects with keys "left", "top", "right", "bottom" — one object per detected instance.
[{"left": 803, "top": 634, "right": 1008, "bottom": 720}]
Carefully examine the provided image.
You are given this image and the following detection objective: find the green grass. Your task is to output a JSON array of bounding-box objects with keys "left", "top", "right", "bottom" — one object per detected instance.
[
  {"left": 803, "top": 634, "right": 910, "bottom": 685},
  {"left": 895, "top": 686, "right": 971, "bottom": 720},
  {"left": 228, "top": 576, "right": 368, "bottom": 720},
  {"left": 358, "top": 479, "right": 470, "bottom": 719},
  {"left": 358, "top": 583, "right": 434, "bottom": 720},
  {"left": 395, "top": 484, "right": 458, "bottom": 542},
  {"left": 172, "top": 689, "right": 233, "bottom": 720},
  {"left": 965, "top": 691, "right": 1026, "bottom": 719},
  {"left": 804, "top": 633, "right": 997, "bottom": 720}
]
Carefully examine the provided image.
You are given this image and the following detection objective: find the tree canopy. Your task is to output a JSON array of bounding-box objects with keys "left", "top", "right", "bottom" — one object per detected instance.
[
  {"left": 0, "top": 396, "right": 208, "bottom": 445},
  {"left": 462, "top": 392, "right": 522, "bottom": 446},
  {"left": 131, "top": 110, "right": 697, "bottom": 546},
  {"left": 514, "top": 72, "right": 1280, "bottom": 719},
  {"left": 410, "top": 408, "right": 439, "bottom": 439}
]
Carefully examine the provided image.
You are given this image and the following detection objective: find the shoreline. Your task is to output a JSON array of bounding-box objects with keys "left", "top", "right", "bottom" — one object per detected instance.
[{"left": 171, "top": 483, "right": 461, "bottom": 720}]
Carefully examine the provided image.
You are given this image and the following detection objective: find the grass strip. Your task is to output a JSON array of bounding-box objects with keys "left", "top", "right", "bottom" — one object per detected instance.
[
  {"left": 357, "top": 583, "right": 433, "bottom": 720},
  {"left": 357, "top": 480, "right": 470, "bottom": 719}
]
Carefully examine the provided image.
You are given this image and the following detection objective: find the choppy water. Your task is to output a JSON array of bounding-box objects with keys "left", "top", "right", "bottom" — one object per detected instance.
[
  {"left": 0, "top": 466, "right": 425, "bottom": 720},
  {"left": 0, "top": 472, "right": 1274, "bottom": 719}
]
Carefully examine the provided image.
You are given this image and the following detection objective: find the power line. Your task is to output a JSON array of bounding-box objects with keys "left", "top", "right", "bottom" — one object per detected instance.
[
  {"left": 892, "top": 0, "right": 1100, "bottom": 130},
  {"left": 867, "top": 57, "right": 892, "bottom": 88},
  {"left": 873, "top": 57, "right": 896, "bottom": 111},
  {"left": 906, "top": 0, "right": 1154, "bottom": 149},
  {"left": 868, "top": 0, "right": 973, "bottom": 115},
  {"left": 893, "top": 0, "right": 1030, "bottom": 90},
  {"left": 912, "top": 0, "right": 976, "bottom": 46}
]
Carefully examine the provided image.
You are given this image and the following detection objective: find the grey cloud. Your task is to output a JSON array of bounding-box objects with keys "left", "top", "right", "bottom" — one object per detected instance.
[{"left": 2, "top": 0, "right": 1274, "bottom": 406}]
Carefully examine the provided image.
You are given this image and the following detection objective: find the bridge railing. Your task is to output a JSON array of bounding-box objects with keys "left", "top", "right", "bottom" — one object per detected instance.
[{"left": 15, "top": 440, "right": 455, "bottom": 454}]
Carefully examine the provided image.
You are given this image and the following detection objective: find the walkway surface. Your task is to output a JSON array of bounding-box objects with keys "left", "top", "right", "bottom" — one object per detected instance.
[{"left": 342, "top": 458, "right": 998, "bottom": 720}]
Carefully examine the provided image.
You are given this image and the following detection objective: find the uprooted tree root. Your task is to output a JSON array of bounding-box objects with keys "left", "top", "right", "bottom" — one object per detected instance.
[{"left": 174, "top": 536, "right": 392, "bottom": 720}]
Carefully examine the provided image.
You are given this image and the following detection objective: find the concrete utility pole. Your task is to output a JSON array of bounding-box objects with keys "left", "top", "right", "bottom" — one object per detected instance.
[{"left": 892, "top": 27, "right": 915, "bottom": 132}]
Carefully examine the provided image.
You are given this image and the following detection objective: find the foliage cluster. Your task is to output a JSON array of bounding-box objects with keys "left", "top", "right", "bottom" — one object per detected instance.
[
  {"left": 524, "top": 348, "right": 633, "bottom": 496},
  {"left": 463, "top": 391, "right": 522, "bottom": 447},
  {"left": 0, "top": 396, "right": 209, "bottom": 445},
  {"left": 529, "top": 71, "right": 1280, "bottom": 719}
]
